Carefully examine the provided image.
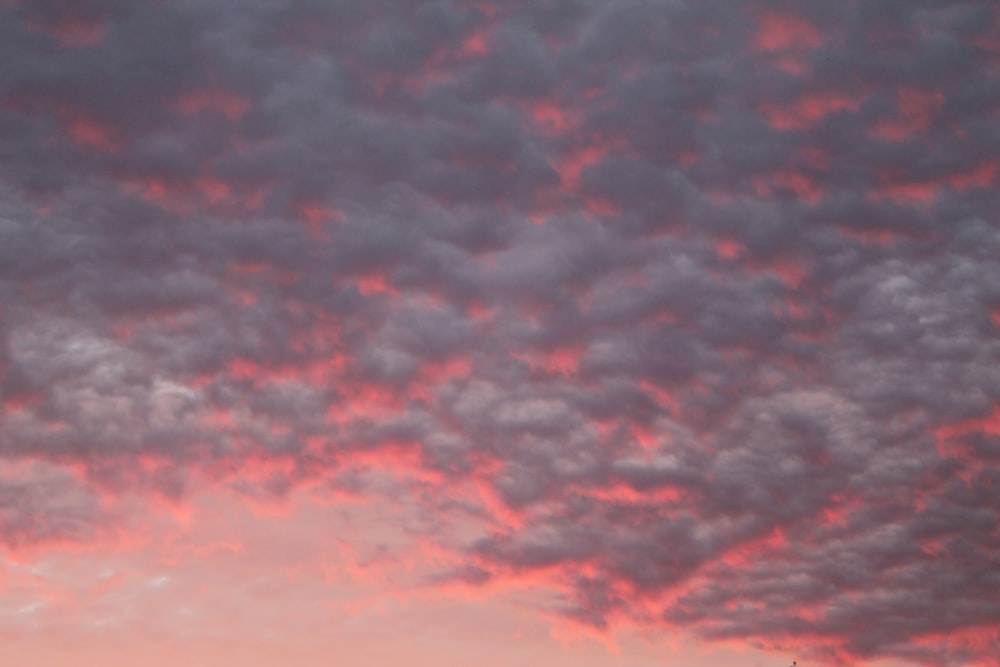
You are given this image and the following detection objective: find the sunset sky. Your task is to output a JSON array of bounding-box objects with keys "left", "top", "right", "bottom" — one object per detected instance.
[{"left": 2, "top": 1, "right": 1000, "bottom": 666}]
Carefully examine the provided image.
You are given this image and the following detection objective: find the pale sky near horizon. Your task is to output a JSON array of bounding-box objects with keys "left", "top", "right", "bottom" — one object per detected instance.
[{"left": 2, "top": 1, "right": 1000, "bottom": 666}]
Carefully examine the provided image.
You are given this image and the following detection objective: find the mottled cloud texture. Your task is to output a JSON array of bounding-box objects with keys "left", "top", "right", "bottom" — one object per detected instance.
[{"left": 2, "top": 1, "right": 1000, "bottom": 665}]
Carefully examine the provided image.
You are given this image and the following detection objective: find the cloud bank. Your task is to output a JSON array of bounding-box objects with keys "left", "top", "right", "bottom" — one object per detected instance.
[{"left": 2, "top": 1, "right": 1000, "bottom": 664}]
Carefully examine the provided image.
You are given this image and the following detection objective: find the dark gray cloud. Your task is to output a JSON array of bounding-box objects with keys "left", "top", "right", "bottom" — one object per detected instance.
[{"left": 2, "top": 0, "right": 1000, "bottom": 664}]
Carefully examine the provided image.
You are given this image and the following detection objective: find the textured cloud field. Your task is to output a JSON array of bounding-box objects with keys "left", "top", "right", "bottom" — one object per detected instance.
[{"left": 2, "top": 1, "right": 1000, "bottom": 665}]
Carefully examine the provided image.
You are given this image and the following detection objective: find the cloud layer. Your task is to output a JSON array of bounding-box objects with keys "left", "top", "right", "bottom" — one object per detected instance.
[{"left": 2, "top": 1, "right": 1000, "bottom": 664}]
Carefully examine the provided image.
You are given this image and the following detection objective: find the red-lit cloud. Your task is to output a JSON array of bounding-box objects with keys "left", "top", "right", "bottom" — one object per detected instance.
[{"left": 1, "top": 1, "right": 999, "bottom": 666}]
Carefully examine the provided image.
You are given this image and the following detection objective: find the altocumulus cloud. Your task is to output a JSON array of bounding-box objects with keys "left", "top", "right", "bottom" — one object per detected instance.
[{"left": 2, "top": 0, "right": 1000, "bottom": 664}]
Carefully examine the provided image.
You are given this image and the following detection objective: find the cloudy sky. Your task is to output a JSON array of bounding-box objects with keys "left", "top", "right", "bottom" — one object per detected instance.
[{"left": 2, "top": 1, "right": 1000, "bottom": 665}]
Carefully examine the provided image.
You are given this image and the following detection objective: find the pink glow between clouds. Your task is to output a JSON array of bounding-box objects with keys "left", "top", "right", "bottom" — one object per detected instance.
[{"left": 2, "top": 2, "right": 1000, "bottom": 667}]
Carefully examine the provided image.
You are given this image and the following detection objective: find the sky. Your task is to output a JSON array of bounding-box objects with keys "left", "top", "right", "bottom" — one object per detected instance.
[{"left": 1, "top": 1, "right": 999, "bottom": 666}]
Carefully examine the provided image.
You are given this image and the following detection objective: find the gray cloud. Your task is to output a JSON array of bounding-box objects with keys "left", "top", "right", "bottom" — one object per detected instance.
[{"left": 2, "top": 0, "right": 1000, "bottom": 664}]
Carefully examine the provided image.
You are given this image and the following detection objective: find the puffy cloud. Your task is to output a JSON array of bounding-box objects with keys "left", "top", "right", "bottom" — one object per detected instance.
[{"left": 2, "top": 0, "right": 1000, "bottom": 664}]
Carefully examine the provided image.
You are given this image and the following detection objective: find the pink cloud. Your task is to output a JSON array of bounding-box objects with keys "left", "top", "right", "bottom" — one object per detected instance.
[
  {"left": 2, "top": 2, "right": 999, "bottom": 666},
  {"left": 762, "top": 91, "right": 866, "bottom": 130},
  {"left": 871, "top": 88, "right": 944, "bottom": 142},
  {"left": 754, "top": 11, "right": 822, "bottom": 53},
  {"left": 32, "top": 16, "right": 107, "bottom": 48}
]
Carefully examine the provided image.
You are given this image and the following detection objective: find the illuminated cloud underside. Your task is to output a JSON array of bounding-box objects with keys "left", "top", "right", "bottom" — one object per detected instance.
[{"left": 2, "top": 1, "right": 1000, "bottom": 665}]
